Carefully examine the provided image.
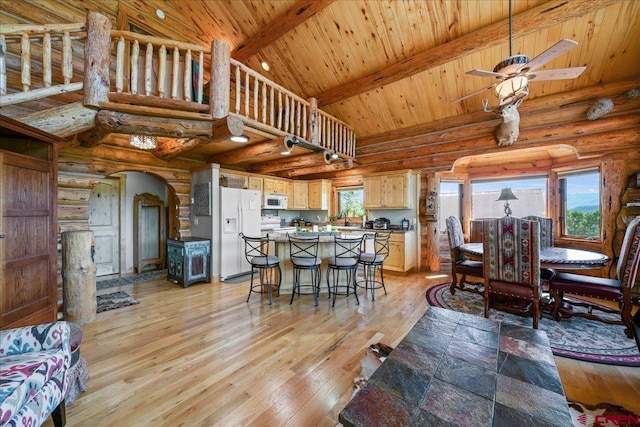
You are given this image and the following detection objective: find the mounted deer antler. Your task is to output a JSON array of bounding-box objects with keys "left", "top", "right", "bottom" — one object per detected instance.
[{"left": 483, "top": 98, "right": 523, "bottom": 146}]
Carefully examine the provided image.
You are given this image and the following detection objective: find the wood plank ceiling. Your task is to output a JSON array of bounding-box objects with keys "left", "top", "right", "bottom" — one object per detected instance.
[{"left": 1, "top": 0, "right": 639, "bottom": 182}]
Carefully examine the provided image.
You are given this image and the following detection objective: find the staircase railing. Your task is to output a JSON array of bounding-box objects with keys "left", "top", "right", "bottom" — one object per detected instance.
[{"left": 0, "top": 23, "right": 85, "bottom": 107}]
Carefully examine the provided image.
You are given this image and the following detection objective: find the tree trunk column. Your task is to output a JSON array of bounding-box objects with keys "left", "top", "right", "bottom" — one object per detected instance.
[{"left": 62, "top": 230, "right": 97, "bottom": 325}]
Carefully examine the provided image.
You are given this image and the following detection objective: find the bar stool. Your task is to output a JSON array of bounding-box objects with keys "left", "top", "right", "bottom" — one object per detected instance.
[
  {"left": 240, "top": 233, "right": 281, "bottom": 305},
  {"left": 288, "top": 234, "right": 322, "bottom": 305},
  {"left": 326, "top": 235, "right": 364, "bottom": 307},
  {"left": 356, "top": 232, "right": 391, "bottom": 301}
]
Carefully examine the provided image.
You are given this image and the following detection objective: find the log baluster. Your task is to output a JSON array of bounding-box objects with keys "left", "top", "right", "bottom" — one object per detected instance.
[
  {"left": 196, "top": 50, "right": 204, "bottom": 104},
  {"left": 43, "top": 32, "right": 51, "bottom": 87},
  {"left": 144, "top": 43, "right": 153, "bottom": 96},
  {"left": 130, "top": 40, "right": 139, "bottom": 94},
  {"left": 21, "top": 33, "right": 30, "bottom": 92},
  {"left": 62, "top": 31, "right": 72, "bottom": 84},
  {"left": 261, "top": 79, "right": 267, "bottom": 124},
  {"left": 115, "top": 37, "right": 124, "bottom": 93},
  {"left": 158, "top": 45, "right": 166, "bottom": 98},
  {"left": 0, "top": 35, "right": 6, "bottom": 95},
  {"left": 269, "top": 86, "right": 275, "bottom": 127},
  {"left": 234, "top": 64, "right": 240, "bottom": 114},
  {"left": 171, "top": 46, "right": 179, "bottom": 99},
  {"left": 184, "top": 48, "right": 192, "bottom": 102},
  {"left": 277, "top": 91, "right": 283, "bottom": 130}
]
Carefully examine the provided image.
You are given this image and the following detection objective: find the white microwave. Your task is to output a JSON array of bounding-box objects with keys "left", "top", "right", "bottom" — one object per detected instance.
[{"left": 263, "top": 193, "right": 288, "bottom": 210}]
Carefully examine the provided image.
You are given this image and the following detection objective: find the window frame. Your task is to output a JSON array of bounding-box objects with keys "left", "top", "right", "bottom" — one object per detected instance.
[{"left": 557, "top": 167, "right": 602, "bottom": 241}]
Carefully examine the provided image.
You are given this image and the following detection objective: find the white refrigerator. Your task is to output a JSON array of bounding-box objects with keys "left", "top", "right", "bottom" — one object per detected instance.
[{"left": 219, "top": 187, "right": 262, "bottom": 280}]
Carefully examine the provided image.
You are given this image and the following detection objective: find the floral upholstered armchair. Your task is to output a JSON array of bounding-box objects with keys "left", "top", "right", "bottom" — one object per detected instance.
[{"left": 0, "top": 322, "right": 71, "bottom": 427}]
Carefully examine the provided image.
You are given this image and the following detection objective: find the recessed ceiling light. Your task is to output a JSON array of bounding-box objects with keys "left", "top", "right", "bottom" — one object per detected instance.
[
  {"left": 156, "top": 9, "right": 165, "bottom": 19},
  {"left": 281, "top": 150, "right": 291, "bottom": 155},
  {"left": 230, "top": 135, "right": 250, "bottom": 143},
  {"left": 261, "top": 61, "right": 270, "bottom": 72}
]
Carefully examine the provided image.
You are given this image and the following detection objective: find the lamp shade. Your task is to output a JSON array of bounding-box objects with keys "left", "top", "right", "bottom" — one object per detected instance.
[
  {"left": 496, "top": 187, "right": 518, "bottom": 201},
  {"left": 495, "top": 76, "right": 528, "bottom": 99}
]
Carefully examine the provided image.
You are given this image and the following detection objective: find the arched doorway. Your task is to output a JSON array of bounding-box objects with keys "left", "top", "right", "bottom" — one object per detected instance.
[{"left": 89, "top": 171, "right": 173, "bottom": 278}]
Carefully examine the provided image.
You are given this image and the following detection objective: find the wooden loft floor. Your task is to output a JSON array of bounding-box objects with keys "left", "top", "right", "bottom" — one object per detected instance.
[{"left": 42, "top": 272, "right": 640, "bottom": 426}]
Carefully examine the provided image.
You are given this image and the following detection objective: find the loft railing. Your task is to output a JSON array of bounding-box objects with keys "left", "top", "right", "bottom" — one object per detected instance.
[
  {"left": 110, "top": 30, "right": 208, "bottom": 106},
  {"left": 0, "top": 23, "right": 86, "bottom": 107},
  {"left": 0, "top": 12, "right": 356, "bottom": 159},
  {"left": 230, "top": 58, "right": 309, "bottom": 140}
]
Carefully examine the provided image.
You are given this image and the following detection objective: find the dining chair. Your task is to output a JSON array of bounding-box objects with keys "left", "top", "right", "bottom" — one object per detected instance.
[
  {"left": 549, "top": 216, "right": 640, "bottom": 338},
  {"left": 356, "top": 232, "right": 391, "bottom": 301},
  {"left": 482, "top": 216, "right": 542, "bottom": 328},
  {"left": 288, "top": 234, "right": 322, "bottom": 305},
  {"left": 522, "top": 215, "right": 555, "bottom": 282},
  {"left": 240, "top": 233, "right": 281, "bottom": 305},
  {"left": 445, "top": 216, "right": 484, "bottom": 295},
  {"left": 326, "top": 235, "right": 364, "bottom": 307}
]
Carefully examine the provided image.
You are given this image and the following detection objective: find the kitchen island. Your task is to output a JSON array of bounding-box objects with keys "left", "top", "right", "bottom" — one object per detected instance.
[{"left": 269, "top": 231, "right": 375, "bottom": 296}]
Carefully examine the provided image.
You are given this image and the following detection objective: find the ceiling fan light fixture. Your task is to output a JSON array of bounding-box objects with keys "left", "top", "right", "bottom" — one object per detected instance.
[
  {"left": 495, "top": 76, "right": 528, "bottom": 100},
  {"left": 129, "top": 134, "right": 157, "bottom": 150}
]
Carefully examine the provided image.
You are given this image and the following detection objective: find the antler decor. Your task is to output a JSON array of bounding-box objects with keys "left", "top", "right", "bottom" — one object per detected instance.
[{"left": 483, "top": 98, "right": 523, "bottom": 146}]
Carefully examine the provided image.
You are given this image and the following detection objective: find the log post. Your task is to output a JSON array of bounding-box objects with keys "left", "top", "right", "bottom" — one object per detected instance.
[
  {"left": 307, "top": 97, "right": 319, "bottom": 145},
  {"left": 210, "top": 39, "right": 230, "bottom": 119},
  {"left": 84, "top": 12, "right": 111, "bottom": 108},
  {"left": 62, "top": 230, "right": 97, "bottom": 325}
]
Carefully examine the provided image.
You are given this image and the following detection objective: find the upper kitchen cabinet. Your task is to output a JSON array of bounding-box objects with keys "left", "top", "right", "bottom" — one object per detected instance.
[
  {"left": 263, "top": 178, "right": 288, "bottom": 195},
  {"left": 292, "top": 181, "right": 309, "bottom": 210},
  {"left": 364, "top": 170, "right": 417, "bottom": 209},
  {"left": 248, "top": 176, "right": 263, "bottom": 192},
  {"left": 308, "top": 179, "right": 331, "bottom": 210}
]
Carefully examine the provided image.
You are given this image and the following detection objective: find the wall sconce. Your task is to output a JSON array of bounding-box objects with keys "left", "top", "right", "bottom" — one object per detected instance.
[
  {"left": 496, "top": 187, "right": 518, "bottom": 216},
  {"left": 129, "top": 134, "right": 157, "bottom": 150}
]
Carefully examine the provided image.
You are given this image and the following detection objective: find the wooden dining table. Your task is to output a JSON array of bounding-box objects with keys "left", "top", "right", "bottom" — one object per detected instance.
[{"left": 458, "top": 242, "right": 610, "bottom": 270}]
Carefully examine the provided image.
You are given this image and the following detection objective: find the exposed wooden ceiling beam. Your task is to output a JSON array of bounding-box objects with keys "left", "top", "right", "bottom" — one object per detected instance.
[
  {"left": 281, "top": 158, "right": 354, "bottom": 178},
  {"left": 314, "top": 0, "right": 617, "bottom": 107},
  {"left": 232, "top": 0, "right": 336, "bottom": 63},
  {"left": 249, "top": 151, "right": 329, "bottom": 174},
  {"left": 207, "top": 136, "right": 291, "bottom": 164}
]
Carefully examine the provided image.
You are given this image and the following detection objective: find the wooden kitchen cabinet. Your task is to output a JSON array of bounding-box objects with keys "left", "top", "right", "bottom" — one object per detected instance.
[
  {"left": 384, "top": 231, "right": 416, "bottom": 272},
  {"left": 264, "top": 177, "right": 288, "bottom": 194},
  {"left": 308, "top": 179, "right": 331, "bottom": 210},
  {"left": 292, "top": 181, "right": 309, "bottom": 209},
  {"left": 363, "top": 170, "right": 417, "bottom": 209},
  {"left": 248, "top": 176, "right": 263, "bottom": 191}
]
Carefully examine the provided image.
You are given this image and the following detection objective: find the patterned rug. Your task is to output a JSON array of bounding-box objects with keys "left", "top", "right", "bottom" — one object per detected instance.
[
  {"left": 97, "top": 291, "right": 139, "bottom": 313},
  {"left": 96, "top": 270, "right": 167, "bottom": 290},
  {"left": 426, "top": 283, "right": 640, "bottom": 367}
]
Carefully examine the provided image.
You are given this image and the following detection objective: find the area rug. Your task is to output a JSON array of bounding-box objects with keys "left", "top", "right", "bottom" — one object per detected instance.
[
  {"left": 426, "top": 283, "right": 640, "bottom": 367},
  {"left": 96, "top": 270, "right": 167, "bottom": 290},
  {"left": 97, "top": 291, "right": 139, "bottom": 313}
]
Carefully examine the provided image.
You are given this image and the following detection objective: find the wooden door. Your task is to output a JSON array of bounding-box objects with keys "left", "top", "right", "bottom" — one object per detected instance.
[
  {"left": 0, "top": 148, "right": 57, "bottom": 328},
  {"left": 134, "top": 193, "right": 165, "bottom": 273},
  {"left": 89, "top": 178, "right": 120, "bottom": 276}
]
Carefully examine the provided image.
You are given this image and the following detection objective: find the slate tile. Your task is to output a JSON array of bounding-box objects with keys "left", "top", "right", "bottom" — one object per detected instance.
[
  {"left": 424, "top": 306, "right": 462, "bottom": 323},
  {"left": 410, "top": 408, "right": 457, "bottom": 427},
  {"left": 369, "top": 357, "right": 431, "bottom": 407},
  {"left": 390, "top": 340, "right": 444, "bottom": 378},
  {"left": 447, "top": 338, "right": 499, "bottom": 370},
  {"left": 453, "top": 324, "right": 500, "bottom": 349},
  {"left": 498, "top": 352, "right": 564, "bottom": 395},
  {"left": 495, "top": 374, "right": 573, "bottom": 427},
  {"left": 493, "top": 402, "right": 555, "bottom": 427},
  {"left": 404, "top": 327, "right": 452, "bottom": 353},
  {"left": 414, "top": 314, "right": 458, "bottom": 336},
  {"left": 458, "top": 312, "right": 501, "bottom": 334},
  {"left": 500, "top": 323, "right": 550, "bottom": 347},
  {"left": 421, "top": 378, "right": 493, "bottom": 427},
  {"left": 339, "top": 382, "right": 416, "bottom": 427},
  {"left": 499, "top": 335, "right": 555, "bottom": 366},
  {"left": 435, "top": 355, "right": 497, "bottom": 400}
]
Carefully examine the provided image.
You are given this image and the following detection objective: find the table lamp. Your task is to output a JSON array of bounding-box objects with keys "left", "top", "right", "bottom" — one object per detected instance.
[{"left": 497, "top": 187, "right": 518, "bottom": 216}]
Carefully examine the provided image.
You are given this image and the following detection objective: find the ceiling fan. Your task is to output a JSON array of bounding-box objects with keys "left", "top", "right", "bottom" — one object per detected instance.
[{"left": 453, "top": 0, "right": 586, "bottom": 105}]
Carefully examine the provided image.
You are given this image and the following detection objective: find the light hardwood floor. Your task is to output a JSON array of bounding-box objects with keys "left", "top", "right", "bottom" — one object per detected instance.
[{"left": 46, "top": 271, "right": 639, "bottom": 426}]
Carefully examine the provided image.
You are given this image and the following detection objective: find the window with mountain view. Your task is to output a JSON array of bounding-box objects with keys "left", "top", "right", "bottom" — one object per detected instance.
[
  {"left": 559, "top": 169, "right": 601, "bottom": 239},
  {"left": 471, "top": 177, "right": 548, "bottom": 219}
]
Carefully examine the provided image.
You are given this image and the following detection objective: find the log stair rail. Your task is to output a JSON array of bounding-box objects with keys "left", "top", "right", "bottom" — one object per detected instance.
[{"left": 0, "top": 12, "right": 356, "bottom": 162}]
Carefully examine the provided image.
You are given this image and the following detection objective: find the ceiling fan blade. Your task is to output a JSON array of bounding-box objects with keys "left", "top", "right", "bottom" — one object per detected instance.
[
  {"left": 527, "top": 66, "right": 586, "bottom": 81},
  {"left": 466, "top": 69, "right": 506, "bottom": 79},
  {"left": 519, "top": 39, "right": 578, "bottom": 73},
  {"left": 451, "top": 84, "right": 496, "bottom": 103}
]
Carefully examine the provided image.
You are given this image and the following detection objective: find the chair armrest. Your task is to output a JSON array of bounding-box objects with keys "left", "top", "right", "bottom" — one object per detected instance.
[{"left": 0, "top": 321, "right": 71, "bottom": 358}]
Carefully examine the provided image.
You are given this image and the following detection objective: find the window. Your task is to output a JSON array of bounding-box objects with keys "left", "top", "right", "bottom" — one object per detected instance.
[
  {"left": 471, "top": 176, "right": 547, "bottom": 218},
  {"left": 439, "top": 181, "right": 462, "bottom": 233},
  {"left": 559, "top": 169, "right": 601, "bottom": 239},
  {"left": 338, "top": 188, "right": 364, "bottom": 218}
]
